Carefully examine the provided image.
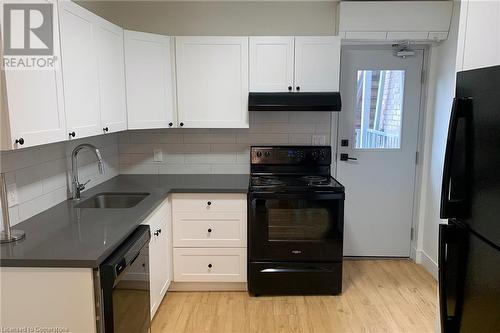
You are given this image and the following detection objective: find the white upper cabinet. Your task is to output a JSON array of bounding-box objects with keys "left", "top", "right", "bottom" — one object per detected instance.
[
  {"left": 59, "top": 1, "right": 101, "bottom": 140},
  {"left": 294, "top": 36, "right": 341, "bottom": 92},
  {"left": 338, "top": 1, "right": 453, "bottom": 42},
  {"left": 95, "top": 18, "right": 127, "bottom": 134},
  {"left": 124, "top": 31, "right": 176, "bottom": 129},
  {"left": 249, "top": 37, "right": 294, "bottom": 92},
  {"left": 175, "top": 37, "right": 249, "bottom": 128},
  {"left": 457, "top": 0, "right": 500, "bottom": 71},
  {"left": 0, "top": 0, "right": 67, "bottom": 150},
  {"left": 249, "top": 36, "right": 340, "bottom": 93}
]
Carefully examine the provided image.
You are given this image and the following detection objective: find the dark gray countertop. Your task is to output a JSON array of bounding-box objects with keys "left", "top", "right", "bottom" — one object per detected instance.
[{"left": 0, "top": 174, "right": 249, "bottom": 268}]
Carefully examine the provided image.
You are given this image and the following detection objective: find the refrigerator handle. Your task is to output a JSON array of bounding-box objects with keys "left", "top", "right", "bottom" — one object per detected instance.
[
  {"left": 439, "top": 223, "right": 467, "bottom": 333},
  {"left": 440, "top": 98, "right": 471, "bottom": 219}
]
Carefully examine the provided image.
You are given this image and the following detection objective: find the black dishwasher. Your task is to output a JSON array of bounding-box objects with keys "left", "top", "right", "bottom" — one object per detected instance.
[{"left": 99, "top": 225, "right": 151, "bottom": 333}]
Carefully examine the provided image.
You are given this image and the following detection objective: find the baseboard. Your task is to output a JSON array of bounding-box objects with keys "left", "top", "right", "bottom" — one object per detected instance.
[
  {"left": 168, "top": 282, "right": 247, "bottom": 292},
  {"left": 416, "top": 250, "right": 438, "bottom": 280}
]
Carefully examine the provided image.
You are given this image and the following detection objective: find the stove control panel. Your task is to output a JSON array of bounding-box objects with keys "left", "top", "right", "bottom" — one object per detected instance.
[{"left": 251, "top": 146, "right": 331, "bottom": 165}]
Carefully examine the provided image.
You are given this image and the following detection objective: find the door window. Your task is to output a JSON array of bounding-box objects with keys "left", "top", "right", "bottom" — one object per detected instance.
[{"left": 354, "top": 70, "right": 405, "bottom": 149}]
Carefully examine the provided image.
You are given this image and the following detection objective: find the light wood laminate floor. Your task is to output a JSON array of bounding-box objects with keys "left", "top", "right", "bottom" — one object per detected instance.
[{"left": 152, "top": 260, "right": 437, "bottom": 333}]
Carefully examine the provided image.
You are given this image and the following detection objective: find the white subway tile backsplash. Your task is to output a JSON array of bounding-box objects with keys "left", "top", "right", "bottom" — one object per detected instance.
[
  {"left": 236, "top": 133, "right": 289, "bottom": 144},
  {"left": 0, "top": 134, "right": 120, "bottom": 226},
  {"left": 118, "top": 111, "right": 334, "bottom": 175},
  {"left": 185, "top": 153, "right": 237, "bottom": 164},
  {"left": 15, "top": 166, "right": 43, "bottom": 203},
  {"left": 40, "top": 159, "right": 67, "bottom": 193},
  {"left": 18, "top": 187, "right": 67, "bottom": 222},
  {"left": 250, "top": 111, "right": 289, "bottom": 123},
  {"left": 289, "top": 134, "right": 313, "bottom": 145}
]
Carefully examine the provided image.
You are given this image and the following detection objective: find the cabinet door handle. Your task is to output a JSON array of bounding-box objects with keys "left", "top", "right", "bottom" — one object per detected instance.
[
  {"left": 103, "top": 127, "right": 109, "bottom": 133},
  {"left": 69, "top": 132, "right": 76, "bottom": 138},
  {"left": 296, "top": 86, "right": 301, "bottom": 91},
  {"left": 208, "top": 264, "right": 213, "bottom": 268},
  {"left": 168, "top": 122, "right": 173, "bottom": 127},
  {"left": 180, "top": 122, "right": 184, "bottom": 127},
  {"left": 207, "top": 228, "right": 212, "bottom": 233},
  {"left": 15, "top": 138, "right": 25, "bottom": 145},
  {"left": 288, "top": 86, "right": 292, "bottom": 91},
  {"left": 207, "top": 201, "right": 212, "bottom": 206}
]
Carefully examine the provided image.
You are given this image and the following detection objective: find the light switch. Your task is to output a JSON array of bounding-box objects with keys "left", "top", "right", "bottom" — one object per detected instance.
[{"left": 153, "top": 149, "right": 163, "bottom": 162}]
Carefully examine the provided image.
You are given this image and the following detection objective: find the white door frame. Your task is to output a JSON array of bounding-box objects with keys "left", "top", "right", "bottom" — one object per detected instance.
[{"left": 331, "top": 44, "right": 431, "bottom": 260}]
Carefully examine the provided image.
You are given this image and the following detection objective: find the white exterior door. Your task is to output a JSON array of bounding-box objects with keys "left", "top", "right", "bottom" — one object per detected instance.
[
  {"left": 175, "top": 37, "right": 249, "bottom": 128},
  {"left": 124, "top": 31, "right": 175, "bottom": 129},
  {"left": 59, "top": 1, "right": 101, "bottom": 139},
  {"left": 95, "top": 18, "right": 127, "bottom": 134},
  {"left": 337, "top": 48, "right": 423, "bottom": 257},
  {"left": 249, "top": 37, "right": 294, "bottom": 92},
  {"left": 294, "top": 36, "right": 341, "bottom": 92}
]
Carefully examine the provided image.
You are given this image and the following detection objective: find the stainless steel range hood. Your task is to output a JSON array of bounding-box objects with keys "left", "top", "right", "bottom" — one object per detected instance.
[{"left": 248, "top": 92, "right": 341, "bottom": 112}]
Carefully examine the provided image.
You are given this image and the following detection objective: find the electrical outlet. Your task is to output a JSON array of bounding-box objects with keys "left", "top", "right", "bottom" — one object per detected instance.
[
  {"left": 7, "top": 183, "right": 18, "bottom": 207},
  {"left": 312, "top": 135, "right": 326, "bottom": 145},
  {"left": 153, "top": 148, "right": 163, "bottom": 162}
]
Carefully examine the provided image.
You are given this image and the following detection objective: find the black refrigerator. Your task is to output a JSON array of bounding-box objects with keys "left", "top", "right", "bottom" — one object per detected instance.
[{"left": 439, "top": 65, "right": 500, "bottom": 333}]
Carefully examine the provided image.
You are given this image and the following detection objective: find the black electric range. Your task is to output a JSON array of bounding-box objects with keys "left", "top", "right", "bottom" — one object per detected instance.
[{"left": 248, "top": 146, "right": 345, "bottom": 296}]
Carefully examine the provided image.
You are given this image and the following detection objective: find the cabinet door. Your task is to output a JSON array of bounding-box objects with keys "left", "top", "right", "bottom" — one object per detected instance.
[
  {"left": 294, "top": 36, "right": 341, "bottom": 92},
  {"left": 249, "top": 37, "right": 294, "bottom": 92},
  {"left": 124, "top": 31, "right": 175, "bottom": 129},
  {"left": 1, "top": 0, "right": 67, "bottom": 149},
  {"left": 59, "top": 1, "right": 101, "bottom": 139},
  {"left": 460, "top": 0, "right": 500, "bottom": 71},
  {"left": 176, "top": 37, "right": 249, "bottom": 128},
  {"left": 145, "top": 200, "right": 170, "bottom": 318},
  {"left": 95, "top": 18, "right": 127, "bottom": 133}
]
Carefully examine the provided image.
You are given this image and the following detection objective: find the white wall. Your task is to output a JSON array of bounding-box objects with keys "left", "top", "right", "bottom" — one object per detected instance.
[
  {"left": 0, "top": 135, "right": 119, "bottom": 228},
  {"left": 119, "top": 112, "right": 332, "bottom": 174},
  {"left": 77, "top": 1, "right": 337, "bottom": 36},
  {"left": 416, "top": 1, "right": 462, "bottom": 278}
]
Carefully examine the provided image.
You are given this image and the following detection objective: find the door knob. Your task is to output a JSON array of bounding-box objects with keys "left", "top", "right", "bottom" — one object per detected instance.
[{"left": 340, "top": 153, "right": 357, "bottom": 161}]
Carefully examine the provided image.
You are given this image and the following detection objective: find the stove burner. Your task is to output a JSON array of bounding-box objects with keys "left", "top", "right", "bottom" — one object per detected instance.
[
  {"left": 301, "top": 175, "right": 328, "bottom": 182},
  {"left": 253, "top": 176, "right": 285, "bottom": 186}
]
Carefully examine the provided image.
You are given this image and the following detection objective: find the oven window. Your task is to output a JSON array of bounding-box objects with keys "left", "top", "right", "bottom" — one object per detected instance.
[{"left": 265, "top": 199, "right": 338, "bottom": 241}]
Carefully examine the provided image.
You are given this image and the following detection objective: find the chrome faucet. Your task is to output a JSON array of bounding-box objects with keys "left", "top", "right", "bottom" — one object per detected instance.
[{"left": 71, "top": 144, "right": 105, "bottom": 200}]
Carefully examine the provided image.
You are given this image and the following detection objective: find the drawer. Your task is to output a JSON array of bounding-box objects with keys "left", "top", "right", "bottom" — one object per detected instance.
[
  {"left": 173, "top": 213, "right": 246, "bottom": 247},
  {"left": 172, "top": 193, "right": 247, "bottom": 214},
  {"left": 173, "top": 248, "right": 247, "bottom": 282}
]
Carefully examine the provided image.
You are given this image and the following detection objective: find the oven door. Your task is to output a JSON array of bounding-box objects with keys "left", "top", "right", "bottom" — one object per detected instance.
[{"left": 249, "top": 192, "right": 344, "bottom": 262}]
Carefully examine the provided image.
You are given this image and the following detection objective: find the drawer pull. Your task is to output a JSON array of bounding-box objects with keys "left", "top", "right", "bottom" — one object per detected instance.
[
  {"left": 207, "top": 201, "right": 212, "bottom": 206},
  {"left": 208, "top": 264, "right": 213, "bottom": 269},
  {"left": 207, "top": 228, "right": 212, "bottom": 233}
]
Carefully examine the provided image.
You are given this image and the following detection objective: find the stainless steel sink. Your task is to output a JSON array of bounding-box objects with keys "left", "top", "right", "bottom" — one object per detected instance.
[{"left": 75, "top": 192, "right": 150, "bottom": 209}]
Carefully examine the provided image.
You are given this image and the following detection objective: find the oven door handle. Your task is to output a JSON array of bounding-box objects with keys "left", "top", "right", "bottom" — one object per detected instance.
[{"left": 260, "top": 266, "right": 333, "bottom": 273}]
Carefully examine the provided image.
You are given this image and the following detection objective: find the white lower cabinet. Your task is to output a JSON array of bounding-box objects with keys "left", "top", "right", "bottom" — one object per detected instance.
[
  {"left": 172, "top": 193, "right": 247, "bottom": 288},
  {"left": 142, "top": 197, "right": 172, "bottom": 318}
]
